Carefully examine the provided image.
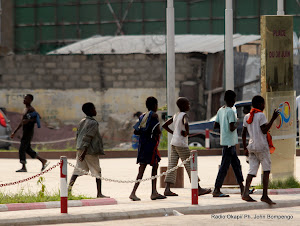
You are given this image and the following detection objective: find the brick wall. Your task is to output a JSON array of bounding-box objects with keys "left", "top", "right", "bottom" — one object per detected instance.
[
  {"left": 0, "top": 53, "right": 196, "bottom": 90},
  {"left": 0, "top": 53, "right": 206, "bottom": 123}
]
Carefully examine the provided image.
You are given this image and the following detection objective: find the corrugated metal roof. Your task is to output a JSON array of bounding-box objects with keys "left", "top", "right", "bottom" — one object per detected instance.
[{"left": 48, "top": 34, "right": 260, "bottom": 55}]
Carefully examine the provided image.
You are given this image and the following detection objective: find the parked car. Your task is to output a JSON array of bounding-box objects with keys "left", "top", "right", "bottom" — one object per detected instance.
[
  {"left": 188, "top": 100, "right": 252, "bottom": 148},
  {"left": 0, "top": 108, "right": 12, "bottom": 150}
]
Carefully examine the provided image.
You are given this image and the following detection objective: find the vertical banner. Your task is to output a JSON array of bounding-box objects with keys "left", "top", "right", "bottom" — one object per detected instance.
[
  {"left": 261, "top": 16, "right": 293, "bottom": 94},
  {"left": 261, "top": 15, "right": 295, "bottom": 179}
]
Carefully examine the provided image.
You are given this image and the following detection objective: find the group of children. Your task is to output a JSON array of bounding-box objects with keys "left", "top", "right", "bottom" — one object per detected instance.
[
  {"left": 212, "top": 90, "right": 279, "bottom": 204},
  {"left": 11, "top": 91, "right": 279, "bottom": 205},
  {"left": 128, "top": 92, "right": 278, "bottom": 205}
]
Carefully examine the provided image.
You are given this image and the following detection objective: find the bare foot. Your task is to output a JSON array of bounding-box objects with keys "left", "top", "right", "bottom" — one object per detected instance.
[
  {"left": 151, "top": 193, "right": 167, "bottom": 200},
  {"left": 242, "top": 195, "right": 257, "bottom": 202},
  {"left": 97, "top": 194, "right": 110, "bottom": 198},
  {"left": 198, "top": 188, "right": 212, "bottom": 196},
  {"left": 129, "top": 194, "right": 141, "bottom": 201},
  {"left": 164, "top": 191, "right": 178, "bottom": 196},
  {"left": 261, "top": 196, "right": 276, "bottom": 205}
]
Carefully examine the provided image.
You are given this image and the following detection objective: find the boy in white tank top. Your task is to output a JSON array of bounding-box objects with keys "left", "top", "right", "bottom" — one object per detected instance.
[
  {"left": 163, "top": 97, "right": 211, "bottom": 196},
  {"left": 242, "top": 95, "right": 279, "bottom": 204}
]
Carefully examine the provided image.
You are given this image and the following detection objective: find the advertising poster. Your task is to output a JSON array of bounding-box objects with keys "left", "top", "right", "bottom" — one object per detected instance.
[{"left": 265, "top": 91, "right": 296, "bottom": 140}]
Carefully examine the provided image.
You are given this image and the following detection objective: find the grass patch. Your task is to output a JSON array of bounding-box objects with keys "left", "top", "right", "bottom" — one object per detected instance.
[
  {"left": 255, "top": 176, "right": 300, "bottom": 189},
  {"left": 0, "top": 191, "right": 91, "bottom": 204},
  {"left": 189, "top": 146, "right": 206, "bottom": 150},
  {"left": 0, "top": 176, "right": 91, "bottom": 204}
]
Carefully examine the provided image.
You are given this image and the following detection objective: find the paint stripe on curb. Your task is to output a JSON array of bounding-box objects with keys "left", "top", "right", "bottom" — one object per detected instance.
[
  {"left": 269, "top": 188, "right": 300, "bottom": 195},
  {"left": 0, "top": 198, "right": 117, "bottom": 212},
  {"left": 6, "top": 202, "right": 46, "bottom": 211},
  {"left": 81, "top": 198, "right": 117, "bottom": 206},
  {"left": 222, "top": 188, "right": 300, "bottom": 195}
]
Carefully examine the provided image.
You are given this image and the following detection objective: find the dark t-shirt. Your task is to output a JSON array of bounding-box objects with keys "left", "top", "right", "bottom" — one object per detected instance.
[
  {"left": 136, "top": 113, "right": 161, "bottom": 165},
  {"left": 22, "top": 108, "right": 35, "bottom": 140}
]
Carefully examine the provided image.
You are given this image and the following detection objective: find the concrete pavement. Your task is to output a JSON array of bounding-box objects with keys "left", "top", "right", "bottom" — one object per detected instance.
[
  {"left": 1, "top": 156, "right": 300, "bottom": 225},
  {"left": 1, "top": 194, "right": 300, "bottom": 225}
]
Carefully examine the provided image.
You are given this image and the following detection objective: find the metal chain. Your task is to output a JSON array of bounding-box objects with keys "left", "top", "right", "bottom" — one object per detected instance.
[
  {"left": 0, "top": 137, "right": 75, "bottom": 145},
  {"left": 68, "top": 155, "right": 193, "bottom": 183},
  {"left": 0, "top": 155, "right": 193, "bottom": 187},
  {"left": 190, "top": 130, "right": 250, "bottom": 140},
  {"left": 0, "top": 162, "right": 61, "bottom": 187}
]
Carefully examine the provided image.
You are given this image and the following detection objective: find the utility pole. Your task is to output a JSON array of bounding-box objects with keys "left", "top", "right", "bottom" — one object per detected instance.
[
  {"left": 277, "top": 0, "right": 284, "bottom": 15},
  {"left": 225, "top": 0, "right": 234, "bottom": 91},
  {"left": 166, "top": 0, "right": 176, "bottom": 157}
]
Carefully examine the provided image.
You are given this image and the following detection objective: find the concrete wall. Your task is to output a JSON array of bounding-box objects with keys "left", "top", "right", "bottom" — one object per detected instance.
[
  {"left": 0, "top": 54, "right": 204, "bottom": 125},
  {"left": 0, "top": 88, "right": 169, "bottom": 126}
]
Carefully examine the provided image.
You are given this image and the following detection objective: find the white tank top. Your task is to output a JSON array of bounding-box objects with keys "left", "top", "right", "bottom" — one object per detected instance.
[{"left": 170, "top": 112, "right": 188, "bottom": 147}]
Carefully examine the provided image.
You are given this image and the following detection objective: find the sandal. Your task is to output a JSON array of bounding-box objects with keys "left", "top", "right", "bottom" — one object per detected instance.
[
  {"left": 198, "top": 188, "right": 212, "bottom": 196},
  {"left": 41, "top": 161, "right": 50, "bottom": 171},
  {"left": 164, "top": 191, "right": 178, "bottom": 196},
  {"left": 213, "top": 192, "right": 230, "bottom": 197},
  {"left": 249, "top": 188, "right": 256, "bottom": 194},
  {"left": 151, "top": 194, "right": 167, "bottom": 200}
]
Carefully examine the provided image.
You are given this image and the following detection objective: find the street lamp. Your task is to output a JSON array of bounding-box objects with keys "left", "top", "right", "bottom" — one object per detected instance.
[
  {"left": 166, "top": 0, "right": 176, "bottom": 157},
  {"left": 225, "top": 0, "right": 234, "bottom": 91}
]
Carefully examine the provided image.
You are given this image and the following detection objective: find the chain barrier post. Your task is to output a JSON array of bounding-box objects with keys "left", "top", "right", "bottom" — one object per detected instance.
[
  {"left": 60, "top": 156, "right": 68, "bottom": 214},
  {"left": 190, "top": 150, "right": 198, "bottom": 205},
  {"left": 205, "top": 128, "right": 210, "bottom": 149}
]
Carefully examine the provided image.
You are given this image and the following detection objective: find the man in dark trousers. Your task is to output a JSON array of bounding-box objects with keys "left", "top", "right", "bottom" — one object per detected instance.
[{"left": 11, "top": 94, "right": 49, "bottom": 172}]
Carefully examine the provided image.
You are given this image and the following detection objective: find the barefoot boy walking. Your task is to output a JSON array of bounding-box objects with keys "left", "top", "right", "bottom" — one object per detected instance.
[
  {"left": 242, "top": 95, "right": 279, "bottom": 204},
  {"left": 163, "top": 97, "right": 211, "bottom": 196},
  {"left": 68, "top": 102, "right": 108, "bottom": 198},
  {"left": 129, "top": 96, "right": 166, "bottom": 201}
]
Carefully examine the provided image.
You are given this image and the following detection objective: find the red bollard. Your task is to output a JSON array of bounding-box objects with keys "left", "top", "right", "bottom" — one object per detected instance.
[
  {"left": 190, "top": 150, "right": 198, "bottom": 205},
  {"left": 60, "top": 156, "right": 68, "bottom": 214},
  {"left": 205, "top": 128, "right": 210, "bottom": 149}
]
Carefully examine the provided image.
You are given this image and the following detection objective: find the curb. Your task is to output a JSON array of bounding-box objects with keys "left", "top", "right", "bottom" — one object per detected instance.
[
  {"left": 1, "top": 199, "right": 300, "bottom": 226},
  {"left": 1, "top": 189, "right": 299, "bottom": 212},
  {"left": 0, "top": 198, "right": 117, "bottom": 212},
  {"left": 222, "top": 188, "right": 300, "bottom": 195}
]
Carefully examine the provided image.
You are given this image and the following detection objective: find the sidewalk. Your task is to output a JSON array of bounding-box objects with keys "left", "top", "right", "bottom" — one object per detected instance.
[{"left": 1, "top": 156, "right": 300, "bottom": 225}]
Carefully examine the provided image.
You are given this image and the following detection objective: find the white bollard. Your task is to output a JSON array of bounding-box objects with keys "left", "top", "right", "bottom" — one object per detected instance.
[
  {"left": 60, "top": 156, "right": 68, "bottom": 214},
  {"left": 205, "top": 128, "right": 210, "bottom": 149},
  {"left": 190, "top": 150, "right": 198, "bottom": 205}
]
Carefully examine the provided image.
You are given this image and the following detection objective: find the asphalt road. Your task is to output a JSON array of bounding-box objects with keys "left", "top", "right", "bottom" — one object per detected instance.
[{"left": 39, "top": 206, "right": 300, "bottom": 226}]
